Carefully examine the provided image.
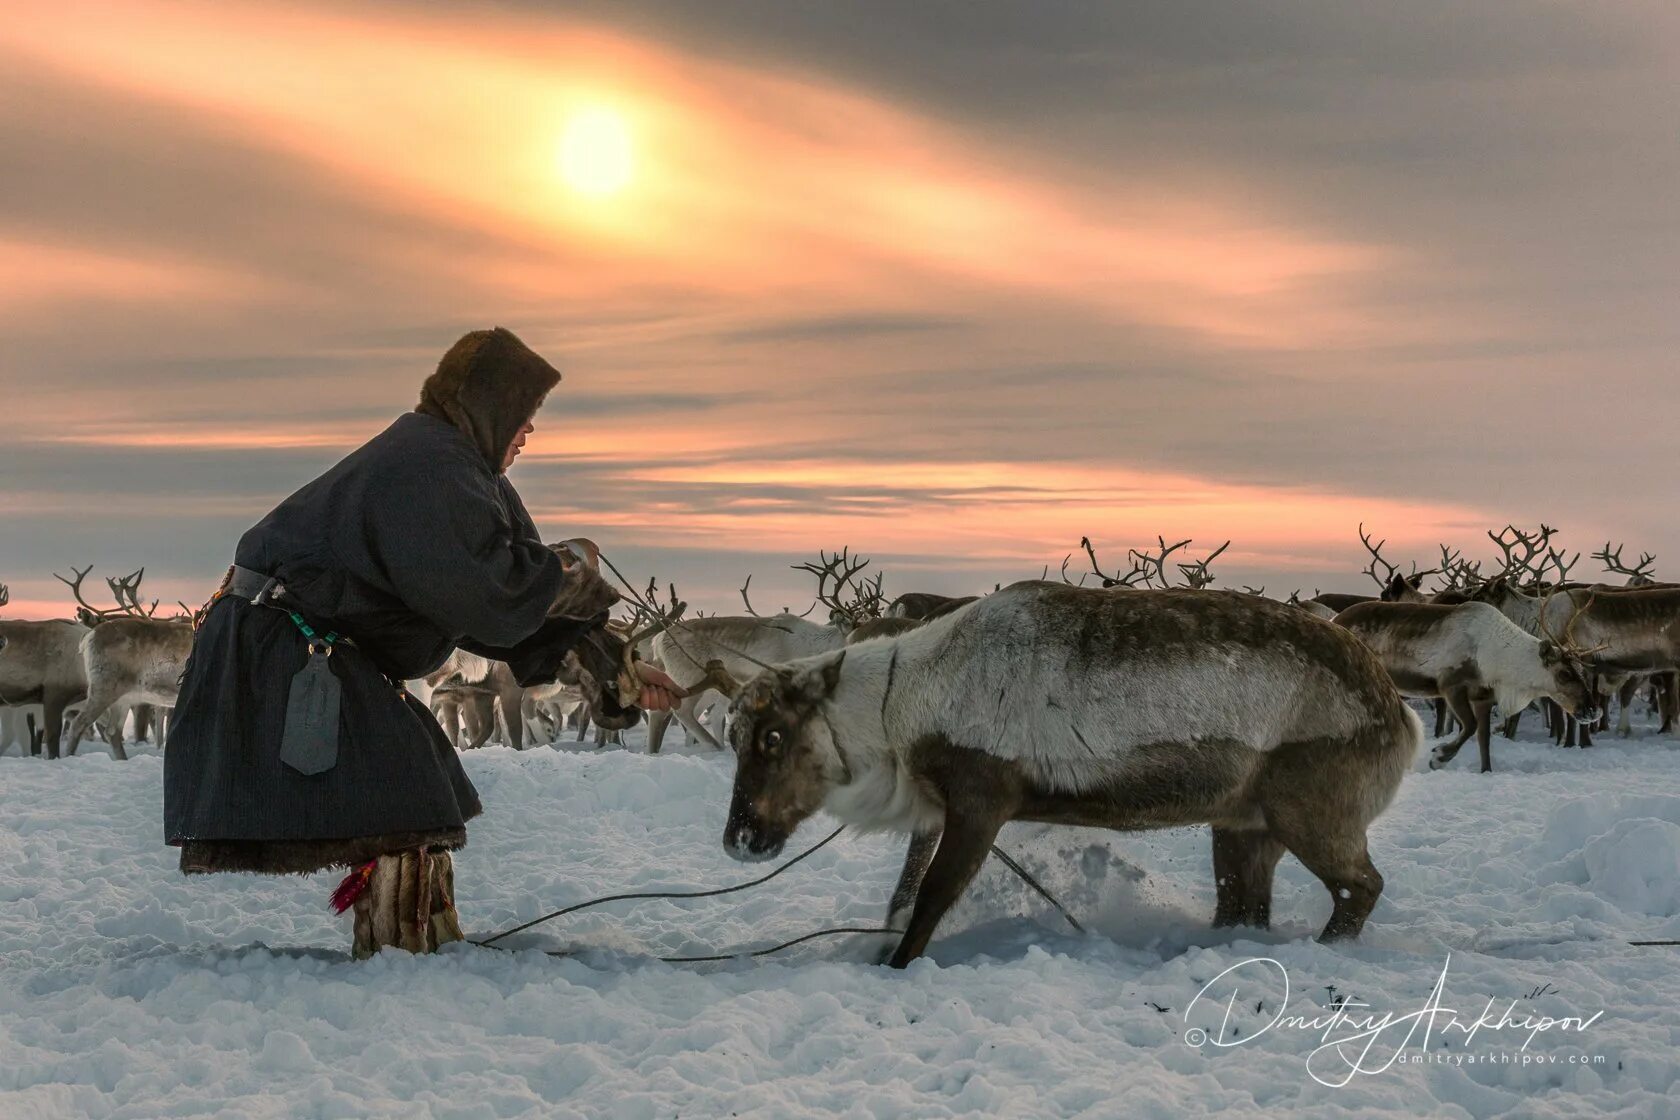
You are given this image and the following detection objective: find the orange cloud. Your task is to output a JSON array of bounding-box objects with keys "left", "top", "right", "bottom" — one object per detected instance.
[
  {"left": 0, "top": 0, "right": 1404, "bottom": 349},
  {"left": 0, "top": 238, "right": 275, "bottom": 313}
]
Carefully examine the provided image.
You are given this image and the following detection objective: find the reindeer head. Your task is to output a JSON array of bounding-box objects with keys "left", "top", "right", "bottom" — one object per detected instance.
[
  {"left": 1469, "top": 576, "right": 1518, "bottom": 609},
  {"left": 1381, "top": 572, "right": 1429, "bottom": 603},
  {"left": 1535, "top": 591, "right": 1606, "bottom": 723},
  {"left": 721, "top": 654, "right": 848, "bottom": 862},
  {"left": 1536, "top": 640, "right": 1601, "bottom": 723}
]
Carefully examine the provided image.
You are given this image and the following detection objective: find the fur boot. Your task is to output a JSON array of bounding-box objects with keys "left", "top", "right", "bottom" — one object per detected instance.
[{"left": 351, "top": 848, "right": 465, "bottom": 958}]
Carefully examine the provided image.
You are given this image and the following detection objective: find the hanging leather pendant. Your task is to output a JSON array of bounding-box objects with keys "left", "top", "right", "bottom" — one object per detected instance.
[{"left": 279, "top": 642, "right": 342, "bottom": 775}]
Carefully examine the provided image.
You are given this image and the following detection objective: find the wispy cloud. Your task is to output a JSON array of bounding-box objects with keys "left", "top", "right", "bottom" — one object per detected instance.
[{"left": 1, "top": 1, "right": 1676, "bottom": 617}]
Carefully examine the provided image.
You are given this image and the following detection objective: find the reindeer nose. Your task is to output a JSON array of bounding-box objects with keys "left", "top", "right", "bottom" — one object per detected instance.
[{"left": 723, "top": 818, "right": 782, "bottom": 863}]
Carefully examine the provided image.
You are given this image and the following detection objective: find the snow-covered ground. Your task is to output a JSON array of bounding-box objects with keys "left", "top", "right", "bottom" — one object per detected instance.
[{"left": 3, "top": 710, "right": 1679, "bottom": 1119}]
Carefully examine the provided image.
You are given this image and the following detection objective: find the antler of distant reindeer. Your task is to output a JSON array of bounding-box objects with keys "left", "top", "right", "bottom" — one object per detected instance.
[
  {"left": 622, "top": 578, "right": 687, "bottom": 647},
  {"left": 53, "top": 565, "right": 158, "bottom": 625},
  {"left": 1079, "top": 537, "right": 1144, "bottom": 588},
  {"left": 1358, "top": 524, "right": 1437, "bottom": 590},
  {"left": 1538, "top": 545, "right": 1580, "bottom": 588},
  {"left": 1176, "top": 540, "right": 1230, "bottom": 590},
  {"left": 1082, "top": 536, "right": 1226, "bottom": 590},
  {"left": 1592, "top": 541, "right": 1657, "bottom": 585},
  {"left": 1486, "top": 524, "right": 1557, "bottom": 589},
  {"left": 1240, "top": 585, "right": 1266, "bottom": 597},
  {"left": 1435, "top": 545, "right": 1485, "bottom": 592},
  {"left": 1128, "top": 537, "right": 1191, "bottom": 589},
  {"left": 739, "top": 574, "right": 817, "bottom": 619},
  {"left": 0, "top": 582, "right": 8, "bottom": 610},
  {"left": 792, "top": 547, "right": 885, "bottom": 624}
]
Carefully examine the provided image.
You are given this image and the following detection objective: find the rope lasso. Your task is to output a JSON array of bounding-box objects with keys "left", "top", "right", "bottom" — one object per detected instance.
[{"left": 473, "top": 824, "right": 849, "bottom": 948}]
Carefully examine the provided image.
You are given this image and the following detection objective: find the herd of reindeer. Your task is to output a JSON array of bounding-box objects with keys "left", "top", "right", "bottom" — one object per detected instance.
[{"left": 0, "top": 524, "right": 1675, "bottom": 775}]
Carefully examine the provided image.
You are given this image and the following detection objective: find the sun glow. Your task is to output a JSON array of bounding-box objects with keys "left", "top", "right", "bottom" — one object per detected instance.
[{"left": 557, "top": 106, "right": 634, "bottom": 197}]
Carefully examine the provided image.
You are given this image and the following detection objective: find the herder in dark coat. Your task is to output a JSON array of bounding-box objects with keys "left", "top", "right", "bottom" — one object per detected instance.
[{"left": 165, "top": 327, "right": 683, "bottom": 957}]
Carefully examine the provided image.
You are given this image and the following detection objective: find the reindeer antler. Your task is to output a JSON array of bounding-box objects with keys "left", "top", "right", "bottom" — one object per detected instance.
[
  {"left": 0, "top": 582, "right": 8, "bottom": 610},
  {"left": 1592, "top": 541, "right": 1657, "bottom": 586},
  {"left": 1126, "top": 537, "right": 1191, "bottom": 589},
  {"left": 54, "top": 564, "right": 149, "bottom": 625},
  {"left": 1358, "top": 524, "right": 1399, "bottom": 588},
  {"left": 792, "top": 547, "right": 884, "bottom": 625},
  {"left": 1176, "top": 540, "right": 1230, "bottom": 590},
  {"left": 1487, "top": 524, "right": 1556, "bottom": 589},
  {"left": 622, "top": 578, "right": 688, "bottom": 648}
]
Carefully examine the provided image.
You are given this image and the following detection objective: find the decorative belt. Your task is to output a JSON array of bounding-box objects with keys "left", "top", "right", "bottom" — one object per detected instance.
[{"left": 223, "top": 564, "right": 287, "bottom": 606}]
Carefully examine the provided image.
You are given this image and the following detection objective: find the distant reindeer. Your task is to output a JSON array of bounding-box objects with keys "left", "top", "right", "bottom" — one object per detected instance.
[
  {"left": 715, "top": 583, "right": 1422, "bottom": 965},
  {"left": 1470, "top": 577, "right": 1680, "bottom": 743},
  {"left": 0, "top": 618, "right": 90, "bottom": 757},
  {"left": 1333, "top": 601, "right": 1601, "bottom": 772},
  {"left": 49, "top": 566, "right": 193, "bottom": 760},
  {"left": 646, "top": 553, "right": 883, "bottom": 752}
]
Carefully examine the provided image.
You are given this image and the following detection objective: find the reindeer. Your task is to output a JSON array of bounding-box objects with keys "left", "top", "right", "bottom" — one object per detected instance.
[
  {"left": 47, "top": 566, "right": 192, "bottom": 760},
  {"left": 646, "top": 554, "right": 882, "bottom": 752},
  {"left": 714, "top": 582, "right": 1422, "bottom": 965},
  {"left": 64, "top": 617, "right": 193, "bottom": 760},
  {"left": 1333, "top": 601, "right": 1600, "bottom": 772},
  {"left": 0, "top": 618, "right": 91, "bottom": 757},
  {"left": 1470, "top": 576, "right": 1680, "bottom": 742},
  {"left": 1591, "top": 543, "right": 1676, "bottom": 732}
]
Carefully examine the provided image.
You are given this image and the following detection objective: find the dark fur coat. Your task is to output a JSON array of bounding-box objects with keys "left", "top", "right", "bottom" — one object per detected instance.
[{"left": 165, "top": 329, "right": 623, "bottom": 874}]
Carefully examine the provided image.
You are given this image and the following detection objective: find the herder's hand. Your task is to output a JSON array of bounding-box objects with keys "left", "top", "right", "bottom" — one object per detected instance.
[{"left": 633, "top": 662, "right": 687, "bottom": 712}]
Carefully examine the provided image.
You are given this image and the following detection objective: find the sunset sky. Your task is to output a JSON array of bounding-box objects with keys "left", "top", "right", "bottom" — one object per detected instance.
[{"left": 2, "top": 1, "right": 1677, "bottom": 618}]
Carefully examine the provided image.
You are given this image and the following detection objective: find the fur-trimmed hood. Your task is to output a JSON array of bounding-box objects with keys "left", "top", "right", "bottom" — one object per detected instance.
[{"left": 416, "top": 327, "right": 561, "bottom": 472}]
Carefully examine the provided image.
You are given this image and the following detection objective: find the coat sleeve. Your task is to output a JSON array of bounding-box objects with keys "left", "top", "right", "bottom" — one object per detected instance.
[
  {"left": 459, "top": 612, "right": 610, "bottom": 688},
  {"left": 358, "top": 451, "right": 567, "bottom": 649}
]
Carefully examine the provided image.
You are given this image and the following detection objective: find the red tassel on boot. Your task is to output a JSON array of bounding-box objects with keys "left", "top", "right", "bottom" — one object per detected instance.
[{"left": 330, "top": 860, "right": 378, "bottom": 914}]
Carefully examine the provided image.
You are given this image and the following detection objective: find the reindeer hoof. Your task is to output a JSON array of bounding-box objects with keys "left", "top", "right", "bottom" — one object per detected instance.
[{"left": 1428, "top": 747, "right": 1452, "bottom": 770}]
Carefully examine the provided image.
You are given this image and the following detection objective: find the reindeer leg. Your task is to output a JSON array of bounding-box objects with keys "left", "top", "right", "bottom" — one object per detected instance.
[
  {"left": 463, "top": 693, "right": 494, "bottom": 750},
  {"left": 497, "top": 684, "right": 525, "bottom": 751},
  {"left": 1432, "top": 698, "right": 1449, "bottom": 738},
  {"left": 1429, "top": 689, "right": 1477, "bottom": 769},
  {"left": 43, "top": 692, "right": 74, "bottom": 760},
  {"left": 645, "top": 707, "right": 671, "bottom": 753},
  {"left": 1661, "top": 672, "right": 1678, "bottom": 735},
  {"left": 888, "top": 810, "right": 1006, "bottom": 968},
  {"left": 671, "top": 693, "right": 721, "bottom": 750},
  {"left": 1618, "top": 678, "right": 1640, "bottom": 738},
  {"left": 67, "top": 688, "right": 125, "bottom": 761},
  {"left": 1212, "top": 827, "right": 1285, "bottom": 929},
  {"left": 1473, "top": 695, "right": 1495, "bottom": 773},
  {"left": 873, "top": 831, "right": 940, "bottom": 963}
]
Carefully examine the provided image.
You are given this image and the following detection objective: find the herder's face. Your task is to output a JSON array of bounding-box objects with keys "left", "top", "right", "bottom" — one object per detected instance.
[{"left": 502, "top": 419, "right": 535, "bottom": 471}]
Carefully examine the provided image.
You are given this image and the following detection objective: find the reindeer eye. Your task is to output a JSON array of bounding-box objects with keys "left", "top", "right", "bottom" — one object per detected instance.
[{"left": 764, "top": 729, "right": 784, "bottom": 749}]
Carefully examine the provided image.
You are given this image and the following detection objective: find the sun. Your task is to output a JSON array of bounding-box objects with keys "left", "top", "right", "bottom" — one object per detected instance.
[{"left": 557, "top": 107, "right": 634, "bottom": 197}]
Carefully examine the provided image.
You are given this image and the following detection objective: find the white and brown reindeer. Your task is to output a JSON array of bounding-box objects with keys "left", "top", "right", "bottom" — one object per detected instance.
[
  {"left": 647, "top": 553, "right": 886, "bottom": 752},
  {"left": 1, "top": 566, "right": 171, "bottom": 758},
  {"left": 1332, "top": 600, "right": 1601, "bottom": 772},
  {"left": 1475, "top": 577, "right": 1680, "bottom": 741},
  {"left": 711, "top": 582, "right": 1422, "bottom": 966},
  {"left": 47, "top": 566, "right": 194, "bottom": 760}
]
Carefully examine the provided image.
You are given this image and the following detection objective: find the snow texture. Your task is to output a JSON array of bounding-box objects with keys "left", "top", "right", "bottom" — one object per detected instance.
[{"left": 2, "top": 706, "right": 1678, "bottom": 1118}]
